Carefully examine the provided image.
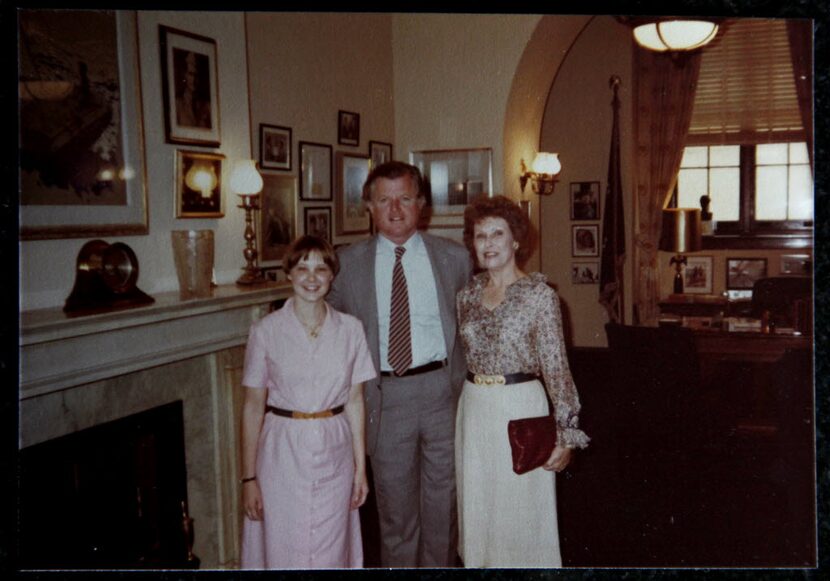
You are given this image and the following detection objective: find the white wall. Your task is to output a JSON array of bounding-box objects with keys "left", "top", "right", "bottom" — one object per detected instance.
[
  {"left": 538, "top": 16, "right": 634, "bottom": 347},
  {"left": 20, "top": 11, "right": 251, "bottom": 311},
  {"left": 392, "top": 14, "right": 541, "bottom": 199}
]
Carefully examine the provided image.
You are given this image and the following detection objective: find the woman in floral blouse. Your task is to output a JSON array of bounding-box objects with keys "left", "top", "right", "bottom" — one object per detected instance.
[{"left": 455, "top": 195, "right": 589, "bottom": 568}]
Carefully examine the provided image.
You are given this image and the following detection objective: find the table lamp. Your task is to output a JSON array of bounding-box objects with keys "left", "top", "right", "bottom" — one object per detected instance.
[
  {"left": 231, "top": 160, "right": 265, "bottom": 285},
  {"left": 659, "top": 208, "right": 702, "bottom": 294}
]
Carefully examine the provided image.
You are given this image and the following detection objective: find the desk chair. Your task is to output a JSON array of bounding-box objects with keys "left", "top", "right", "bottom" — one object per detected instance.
[{"left": 750, "top": 276, "right": 812, "bottom": 332}]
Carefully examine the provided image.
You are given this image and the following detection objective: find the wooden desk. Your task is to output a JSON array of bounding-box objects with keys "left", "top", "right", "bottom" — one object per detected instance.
[
  {"left": 692, "top": 330, "right": 811, "bottom": 364},
  {"left": 691, "top": 329, "right": 812, "bottom": 429}
]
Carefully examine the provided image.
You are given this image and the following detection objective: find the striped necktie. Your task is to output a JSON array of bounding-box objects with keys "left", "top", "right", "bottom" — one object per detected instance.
[{"left": 388, "top": 246, "right": 412, "bottom": 376}]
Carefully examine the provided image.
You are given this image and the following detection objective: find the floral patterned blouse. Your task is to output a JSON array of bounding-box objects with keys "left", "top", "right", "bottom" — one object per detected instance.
[{"left": 457, "top": 272, "right": 589, "bottom": 449}]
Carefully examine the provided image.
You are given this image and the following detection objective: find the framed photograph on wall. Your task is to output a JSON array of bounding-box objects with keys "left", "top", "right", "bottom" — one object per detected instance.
[
  {"left": 369, "top": 140, "right": 393, "bottom": 169},
  {"left": 570, "top": 181, "right": 601, "bottom": 221},
  {"left": 304, "top": 206, "right": 332, "bottom": 243},
  {"left": 780, "top": 254, "right": 811, "bottom": 276},
  {"left": 572, "top": 224, "right": 599, "bottom": 257},
  {"left": 338, "top": 110, "right": 360, "bottom": 146},
  {"left": 259, "top": 124, "right": 292, "bottom": 171},
  {"left": 299, "top": 141, "right": 332, "bottom": 201},
  {"left": 726, "top": 257, "right": 768, "bottom": 290},
  {"left": 19, "top": 10, "right": 149, "bottom": 240},
  {"left": 335, "top": 152, "right": 371, "bottom": 235},
  {"left": 159, "top": 25, "right": 220, "bottom": 147},
  {"left": 410, "top": 148, "right": 493, "bottom": 216},
  {"left": 175, "top": 150, "right": 224, "bottom": 218},
  {"left": 684, "top": 255, "right": 713, "bottom": 294},
  {"left": 258, "top": 175, "right": 297, "bottom": 266},
  {"left": 571, "top": 262, "right": 600, "bottom": 284}
]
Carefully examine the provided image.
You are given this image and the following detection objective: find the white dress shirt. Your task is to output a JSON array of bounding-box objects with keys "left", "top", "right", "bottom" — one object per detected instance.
[{"left": 375, "top": 232, "right": 446, "bottom": 372}]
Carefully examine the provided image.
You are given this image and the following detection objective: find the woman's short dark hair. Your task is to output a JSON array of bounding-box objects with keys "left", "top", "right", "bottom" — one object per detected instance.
[
  {"left": 362, "top": 161, "right": 424, "bottom": 202},
  {"left": 463, "top": 195, "right": 533, "bottom": 266},
  {"left": 283, "top": 235, "right": 340, "bottom": 276}
]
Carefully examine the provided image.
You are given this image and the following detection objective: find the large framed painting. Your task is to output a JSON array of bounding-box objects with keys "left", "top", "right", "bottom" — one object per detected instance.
[
  {"left": 258, "top": 175, "right": 297, "bottom": 267},
  {"left": 19, "top": 10, "right": 149, "bottom": 240},
  {"left": 159, "top": 25, "right": 220, "bottom": 147},
  {"left": 335, "top": 152, "right": 371, "bottom": 236}
]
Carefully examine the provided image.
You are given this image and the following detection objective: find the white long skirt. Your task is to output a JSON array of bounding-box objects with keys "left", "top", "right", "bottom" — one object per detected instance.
[{"left": 455, "top": 378, "right": 562, "bottom": 568}]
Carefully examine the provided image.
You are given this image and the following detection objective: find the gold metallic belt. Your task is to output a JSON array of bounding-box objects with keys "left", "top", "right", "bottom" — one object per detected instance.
[
  {"left": 266, "top": 404, "right": 345, "bottom": 419},
  {"left": 466, "top": 372, "right": 540, "bottom": 386}
]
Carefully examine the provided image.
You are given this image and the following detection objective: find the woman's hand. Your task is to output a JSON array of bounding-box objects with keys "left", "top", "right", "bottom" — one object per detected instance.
[
  {"left": 242, "top": 480, "right": 264, "bottom": 521},
  {"left": 542, "top": 444, "right": 572, "bottom": 472},
  {"left": 350, "top": 469, "right": 369, "bottom": 509}
]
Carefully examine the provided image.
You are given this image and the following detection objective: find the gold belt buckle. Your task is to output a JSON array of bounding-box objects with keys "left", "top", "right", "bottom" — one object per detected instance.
[{"left": 474, "top": 374, "right": 506, "bottom": 386}]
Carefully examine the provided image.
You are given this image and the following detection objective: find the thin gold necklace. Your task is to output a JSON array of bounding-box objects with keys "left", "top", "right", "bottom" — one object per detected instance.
[{"left": 298, "top": 309, "right": 325, "bottom": 339}]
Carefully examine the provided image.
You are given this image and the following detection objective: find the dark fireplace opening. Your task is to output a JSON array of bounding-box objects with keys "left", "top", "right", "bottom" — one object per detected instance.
[{"left": 19, "top": 400, "right": 199, "bottom": 569}]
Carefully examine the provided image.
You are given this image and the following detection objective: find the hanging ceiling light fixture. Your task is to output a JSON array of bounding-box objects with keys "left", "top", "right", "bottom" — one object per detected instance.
[{"left": 631, "top": 17, "right": 720, "bottom": 52}]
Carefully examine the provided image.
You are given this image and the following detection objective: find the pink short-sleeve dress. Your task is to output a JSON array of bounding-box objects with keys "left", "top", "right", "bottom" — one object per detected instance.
[{"left": 240, "top": 298, "right": 376, "bottom": 569}]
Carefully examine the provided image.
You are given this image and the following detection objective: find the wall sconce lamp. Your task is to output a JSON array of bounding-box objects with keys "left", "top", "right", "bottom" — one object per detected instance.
[
  {"left": 230, "top": 159, "right": 265, "bottom": 285},
  {"left": 630, "top": 17, "right": 720, "bottom": 52},
  {"left": 519, "top": 152, "right": 562, "bottom": 196},
  {"left": 659, "top": 208, "right": 702, "bottom": 294}
]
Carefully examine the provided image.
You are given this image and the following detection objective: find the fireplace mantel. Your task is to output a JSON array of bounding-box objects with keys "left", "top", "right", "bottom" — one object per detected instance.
[{"left": 20, "top": 283, "right": 292, "bottom": 399}]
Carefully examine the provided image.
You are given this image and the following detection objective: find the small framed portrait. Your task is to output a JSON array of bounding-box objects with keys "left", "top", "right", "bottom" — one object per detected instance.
[
  {"left": 572, "top": 224, "right": 599, "bottom": 257},
  {"left": 259, "top": 124, "right": 292, "bottom": 171},
  {"left": 299, "top": 141, "right": 333, "bottom": 201},
  {"left": 159, "top": 25, "right": 220, "bottom": 147},
  {"left": 258, "top": 175, "right": 298, "bottom": 267},
  {"left": 684, "top": 255, "right": 714, "bottom": 294},
  {"left": 570, "top": 181, "right": 601, "bottom": 221},
  {"left": 369, "top": 140, "right": 393, "bottom": 169},
  {"left": 338, "top": 110, "right": 360, "bottom": 146},
  {"left": 335, "top": 152, "right": 371, "bottom": 235},
  {"left": 175, "top": 150, "right": 225, "bottom": 218},
  {"left": 571, "top": 262, "right": 600, "bottom": 284},
  {"left": 726, "top": 257, "right": 768, "bottom": 290},
  {"left": 780, "top": 254, "right": 811, "bottom": 276},
  {"left": 304, "top": 206, "right": 333, "bottom": 243}
]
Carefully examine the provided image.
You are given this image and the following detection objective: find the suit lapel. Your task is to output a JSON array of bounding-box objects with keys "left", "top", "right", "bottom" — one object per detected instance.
[
  {"left": 354, "top": 238, "right": 381, "bottom": 368},
  {"left": 422, "top": 234, "right": 457, "bottom": 352}
]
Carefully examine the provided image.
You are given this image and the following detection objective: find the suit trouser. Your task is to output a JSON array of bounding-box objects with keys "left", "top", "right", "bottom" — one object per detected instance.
[{"left": 370, "top": 367, "right": 458, "bottom": 567}]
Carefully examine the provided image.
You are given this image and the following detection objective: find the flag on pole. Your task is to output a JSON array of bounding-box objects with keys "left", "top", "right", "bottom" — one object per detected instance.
[{"left": 599, "top": 75, "right": 625, "bottom": 324}]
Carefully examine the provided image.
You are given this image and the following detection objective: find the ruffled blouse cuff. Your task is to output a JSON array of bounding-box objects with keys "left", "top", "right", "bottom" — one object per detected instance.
[{"left": 558, "top": 427, "right": 590, "bottom": 449}]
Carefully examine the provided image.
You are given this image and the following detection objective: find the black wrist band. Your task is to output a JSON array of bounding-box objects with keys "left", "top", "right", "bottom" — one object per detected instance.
[{"left": 240, "top": 475, "right": 257, "bottom": 484}]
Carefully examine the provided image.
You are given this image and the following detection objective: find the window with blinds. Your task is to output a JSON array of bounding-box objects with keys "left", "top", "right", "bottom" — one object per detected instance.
[
  {"left": 687, "top": 18, "right": 804, "bottom": 144},
  {"left": 674, "top": 18, "right": 813, "bottom": 247}
]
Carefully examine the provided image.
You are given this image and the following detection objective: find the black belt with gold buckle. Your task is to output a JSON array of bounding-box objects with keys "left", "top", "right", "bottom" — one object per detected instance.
[
  {"left": 466, "top": 372, "right": 540, "bottom": 386},
  {"left": 266, "top": 404, "right": 345, "bottom": 419}
]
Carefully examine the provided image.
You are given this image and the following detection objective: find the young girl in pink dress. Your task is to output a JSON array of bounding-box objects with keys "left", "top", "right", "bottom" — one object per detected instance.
[{"left": 239, "top": 236, "right": 376, "bottom": 568}]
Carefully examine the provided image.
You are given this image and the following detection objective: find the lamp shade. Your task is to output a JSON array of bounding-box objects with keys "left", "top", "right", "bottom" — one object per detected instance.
[
  {"left": 531, "top": 152, "right": 561, "bottom": 175},
  {"left": 229, "top": 159, "right": 263, "bottom": 195},
  {"left": 659, "top": 208, "right": 702, "bottom": 253},
  {"left": 633, "top": 19, "right": 719, "bottom": 52}
]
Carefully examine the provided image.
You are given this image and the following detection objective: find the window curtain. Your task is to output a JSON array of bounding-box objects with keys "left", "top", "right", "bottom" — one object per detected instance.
[
  {"left": 632, "top": 49, "right": 702, "bottom": 326},
  {"left": 787, "top": 19, "right": 813, "bottom": 171}
]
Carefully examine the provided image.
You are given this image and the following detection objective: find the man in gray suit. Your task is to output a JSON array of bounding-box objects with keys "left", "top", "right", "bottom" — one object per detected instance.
[{"left": 328, "top": 161, "right": 472, "bottom": 567}]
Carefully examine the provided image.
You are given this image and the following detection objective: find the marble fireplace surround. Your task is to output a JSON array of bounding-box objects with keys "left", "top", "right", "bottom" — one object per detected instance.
[{"left": 19, "top": 283, "right": 292, "bottom": 569}]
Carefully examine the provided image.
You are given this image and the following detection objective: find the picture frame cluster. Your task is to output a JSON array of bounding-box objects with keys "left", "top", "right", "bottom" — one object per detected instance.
[{"left": 569, "top": 181, "right": 601, "bottom": 284}]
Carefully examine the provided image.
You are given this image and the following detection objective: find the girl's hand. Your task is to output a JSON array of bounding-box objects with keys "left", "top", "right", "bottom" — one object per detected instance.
[
  {"left": 242, "top": 480, "right": 264, "bottom": 520},
  {"left": 350, "top": 470, "right": 369, "bottom": 509}
]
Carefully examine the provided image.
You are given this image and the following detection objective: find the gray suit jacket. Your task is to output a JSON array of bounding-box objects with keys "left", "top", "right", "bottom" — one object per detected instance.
[{"left": 328, "top": 232, "right": 473, "bottom": 455}]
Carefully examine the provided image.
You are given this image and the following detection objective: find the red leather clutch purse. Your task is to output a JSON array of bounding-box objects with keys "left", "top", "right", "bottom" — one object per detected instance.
[{"left": 507, "top": 415, "right": 558, "bottom": 475}]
